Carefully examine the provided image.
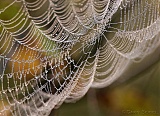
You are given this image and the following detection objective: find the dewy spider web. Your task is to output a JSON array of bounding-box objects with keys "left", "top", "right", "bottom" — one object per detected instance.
[{"left": 0, "top": 0, "right": 160, "bottom": 115}]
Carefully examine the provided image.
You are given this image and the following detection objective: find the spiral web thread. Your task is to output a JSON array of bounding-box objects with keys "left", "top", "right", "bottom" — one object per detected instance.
[{"left": 0, "top": 0, "right": 160, "bottom": 115}]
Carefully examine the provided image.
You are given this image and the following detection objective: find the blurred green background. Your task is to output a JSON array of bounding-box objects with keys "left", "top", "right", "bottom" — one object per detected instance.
[{"left": 55, "top": 60, "right": 160, "bottom": 116}]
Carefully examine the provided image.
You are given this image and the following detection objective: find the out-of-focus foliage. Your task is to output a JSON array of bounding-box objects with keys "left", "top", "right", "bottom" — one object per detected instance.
[{"left": 58, "top": 60, "right": 160, "bottom": 116}]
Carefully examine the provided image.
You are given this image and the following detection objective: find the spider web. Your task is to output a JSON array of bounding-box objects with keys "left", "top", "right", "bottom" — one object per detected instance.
[{"left": 0, "top": 0, "right": 160, "bottom": 115}]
